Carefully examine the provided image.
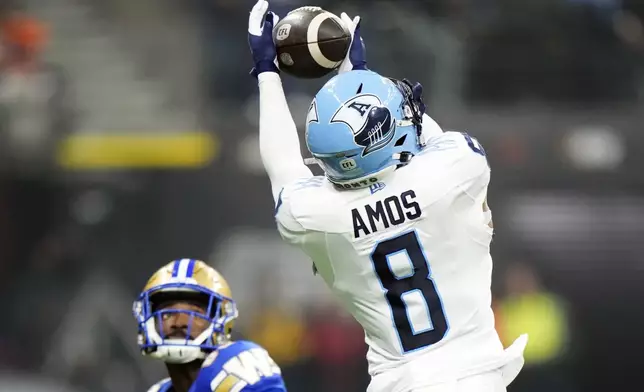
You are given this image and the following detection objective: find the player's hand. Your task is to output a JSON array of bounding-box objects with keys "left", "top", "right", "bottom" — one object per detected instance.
[
  {"left": 409, "top": 80, "right": 427, "bottom": 116},
  {"left": 248, "top": 0, "right": 280, "bottom": 78},
  {"left": 338, "top": 12, "right": 367, "bottom": 73}
]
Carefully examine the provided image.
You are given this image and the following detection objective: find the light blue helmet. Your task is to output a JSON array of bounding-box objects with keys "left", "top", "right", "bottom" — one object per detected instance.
[{"left": 305, "top": 70, "right": 426, "bottom": 189}]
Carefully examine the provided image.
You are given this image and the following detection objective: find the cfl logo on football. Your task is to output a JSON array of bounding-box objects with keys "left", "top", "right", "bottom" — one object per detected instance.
[
  {"left": 340, "top": 158, "right": 357, "bottom": 171},
  {"left": 276, "top": 24, "right": 291, "bottom": 40}
]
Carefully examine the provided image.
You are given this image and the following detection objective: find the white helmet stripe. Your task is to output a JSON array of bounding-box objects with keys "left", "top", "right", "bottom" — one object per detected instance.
[{"left": 172, "top": 258, "right": 192, "bottom": 279}]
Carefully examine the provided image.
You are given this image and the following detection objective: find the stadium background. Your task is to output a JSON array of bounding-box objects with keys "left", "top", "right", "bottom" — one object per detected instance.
[{"left": 1, "top": 0, "right": 643, "bottom": 391}]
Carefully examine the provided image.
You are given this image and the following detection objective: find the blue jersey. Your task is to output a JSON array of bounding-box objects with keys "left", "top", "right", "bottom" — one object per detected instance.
[
  {"left": 146, "top": 378, "right": 171, "bottom": 392},
  {"left": 147, "top": 341, "right": 286, "bottom": 392}
]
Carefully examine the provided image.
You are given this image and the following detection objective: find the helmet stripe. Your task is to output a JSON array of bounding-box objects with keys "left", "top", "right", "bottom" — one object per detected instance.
[
  {"left": 171, "top": 258, "right": 192, "bottom": 278},
  {"left": 185, "top": 259, "right": 196, "bottom": 278},
  {"left": 171, "top": 260, "right": 181, "bottom": 277}
]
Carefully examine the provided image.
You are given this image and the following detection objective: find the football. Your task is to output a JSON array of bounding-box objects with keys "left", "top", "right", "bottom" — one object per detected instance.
[{"left": 273, "top": 6, "right": 351, "bottom": 79}]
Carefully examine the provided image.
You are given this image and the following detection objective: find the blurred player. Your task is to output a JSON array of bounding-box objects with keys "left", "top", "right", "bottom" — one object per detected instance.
[
  {"left": 133, "top": 259, "right": 287, "bottom": 392},
  {"left": 247, "top": 1, "right": 528, "bottom": 392}
]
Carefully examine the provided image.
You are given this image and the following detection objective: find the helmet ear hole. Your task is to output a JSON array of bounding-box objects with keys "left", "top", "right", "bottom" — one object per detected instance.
[{"left": 395, "top": 135, "right": 407, "bottom": 147}]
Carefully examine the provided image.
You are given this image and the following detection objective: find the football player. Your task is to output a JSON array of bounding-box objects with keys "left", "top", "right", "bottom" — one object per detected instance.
[
  {"left": 133, "top": 259, "right": 287, "bottom": 392},
  {"left": 248, "top": 1, "right": 528, "bottom": 392}
]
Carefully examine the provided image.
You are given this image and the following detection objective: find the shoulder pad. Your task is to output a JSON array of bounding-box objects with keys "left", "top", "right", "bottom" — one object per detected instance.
[
  {"left": 276, "top": 176, "right": 360, "bottom": 235},
  {"left": 275, "top": 177, "right": 330, "bottom": 235},
  {"left": 146, "top": 378, "right": 171, "bottom": 392},
  {"left": 194, "top": 341, "right": 284, "bottom": 392}
]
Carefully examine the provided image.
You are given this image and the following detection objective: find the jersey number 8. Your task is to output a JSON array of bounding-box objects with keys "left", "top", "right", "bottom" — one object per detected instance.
[{"left": 370, "top": 231, "right": 448, "bottom": 353}]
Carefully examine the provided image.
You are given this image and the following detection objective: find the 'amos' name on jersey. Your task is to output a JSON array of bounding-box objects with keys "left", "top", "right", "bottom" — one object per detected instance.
[{"left": 352, "top": 190, "right": 421, "bottom": 238}]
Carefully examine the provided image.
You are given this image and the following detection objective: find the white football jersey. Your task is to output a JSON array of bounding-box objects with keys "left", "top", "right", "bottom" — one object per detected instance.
[{"left": 275, "top": 131, "right": 508, "bottom": 387}]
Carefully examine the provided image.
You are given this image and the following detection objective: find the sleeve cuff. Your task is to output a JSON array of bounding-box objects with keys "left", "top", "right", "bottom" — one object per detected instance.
[{"left": 258, "top": 72, "right": 281, "bottom": 84}]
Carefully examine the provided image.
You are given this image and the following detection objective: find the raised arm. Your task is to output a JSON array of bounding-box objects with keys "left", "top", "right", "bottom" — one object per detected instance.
[
  {"left": 257, "top": 72, "right": 312, "bottom": 200},
  {"left": 248, "top": 0, "right": 312, "bottom": 201}
]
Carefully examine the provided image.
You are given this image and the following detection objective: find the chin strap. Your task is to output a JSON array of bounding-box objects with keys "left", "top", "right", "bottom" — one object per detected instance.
[{"left": 393, "top": 151, "right": 415, "bottom": 165}]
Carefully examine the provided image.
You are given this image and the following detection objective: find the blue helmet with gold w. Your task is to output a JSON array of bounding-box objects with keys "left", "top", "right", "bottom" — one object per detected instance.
[{"left": 132, "top": 259, "right": 238, "bottom": 363}]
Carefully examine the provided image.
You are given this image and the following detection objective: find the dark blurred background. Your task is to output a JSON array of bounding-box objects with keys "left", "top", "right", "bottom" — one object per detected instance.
[{"left": 1, "top": 0, "right": 643, "bottom": 391}]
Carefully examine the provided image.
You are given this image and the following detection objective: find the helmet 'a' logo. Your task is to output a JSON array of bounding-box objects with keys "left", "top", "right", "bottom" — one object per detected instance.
[{"left": 331, "top": 94, "right": 396, "bottom": 156}]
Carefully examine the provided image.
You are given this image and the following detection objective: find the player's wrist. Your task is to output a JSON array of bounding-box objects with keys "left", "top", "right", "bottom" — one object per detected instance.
[
  {"left": 251, "top": 61, "right": 280, "bottom": 79},
  {"left": 353, "top": 63, "right": 368, "bottom": 71},
  {"left": 257, "top": 60, "right": 279, "bottom": 73},
  {"left": 257, "top": 71, "right": 281, "bottom": 83}
]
